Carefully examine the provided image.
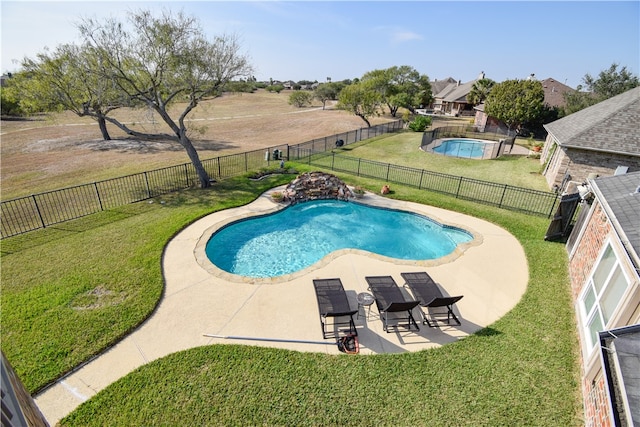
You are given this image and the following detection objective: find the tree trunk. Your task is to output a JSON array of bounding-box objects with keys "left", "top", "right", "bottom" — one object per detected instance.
[
  {"left": 97, "top": 116, "right": 111, "bottom": 140},
  {"left": 356, "top": 114, "right": 371, "bottom": 128},
  {"left": 179, "top": 132, "right": 212, "bottom": 188}
]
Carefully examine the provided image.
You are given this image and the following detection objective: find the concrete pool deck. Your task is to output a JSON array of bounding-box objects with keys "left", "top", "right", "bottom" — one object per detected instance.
[{"left": 34, "top": 189, "right": 529, "bottom": 425}]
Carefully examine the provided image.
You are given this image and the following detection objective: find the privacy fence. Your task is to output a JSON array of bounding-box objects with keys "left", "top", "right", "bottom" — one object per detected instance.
[{"left": 0, "top": 120, "right": 403, "bottom": 238}]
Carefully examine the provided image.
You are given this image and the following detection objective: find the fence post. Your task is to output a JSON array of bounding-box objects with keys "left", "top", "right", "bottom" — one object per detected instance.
[
  {"left": 144, "top": 172, "right": 152, "bottom": 198},
  {"left": 331, "top": 152, "right": 335, "bottom": 170},
  {"left": 547, "top": 195, "right": 560, "bottom": 219},
  {"left": 386, "top": 164, "right": 391, "bottom": 181},
  {"left": 94, "top": 182, "right": 104, "bottom": 211},
  {"left": 456, "top": 176, "right": 463, "bottom": 198},
  {"left": 357, "top": 158, "right": 361, "bottom": 176},
  {"left": 184, "top": 164, "right": 189, "bottom": 187},
  {"left": 31, "top": 195, "right": 46, "bottom": 229},
  {"left": 245, "top": 152, "right": 248, "bottom": 172},
  {"left": 498, "top": 184, "right": 508, "bottom": 208},
  {"left": 419, "top": 170, "right": 424, "bottom": 190}
]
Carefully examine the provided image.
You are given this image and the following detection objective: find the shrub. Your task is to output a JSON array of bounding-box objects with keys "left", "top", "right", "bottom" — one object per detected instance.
[{"left": 408, "top": 115, "right": 431, "bottom": 132}]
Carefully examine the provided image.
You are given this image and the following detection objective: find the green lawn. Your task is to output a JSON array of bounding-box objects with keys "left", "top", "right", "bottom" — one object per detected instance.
[
  {"left": 336, "top": 132, "right": 549, "bottom": 191},
  {"left": 1, "top": 163, "right": 581, "bottom": 425}
]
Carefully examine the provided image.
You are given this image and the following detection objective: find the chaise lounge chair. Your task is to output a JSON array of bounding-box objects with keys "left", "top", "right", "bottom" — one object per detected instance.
[
  {"left": 365, "top": 276, "right": 420, "bottom": 333},
  {"left": 400, "top": 271, "right": 463, "bottom": 327},
  {"left": 313, "top": 278, "right": 358, "bottom": 339}
]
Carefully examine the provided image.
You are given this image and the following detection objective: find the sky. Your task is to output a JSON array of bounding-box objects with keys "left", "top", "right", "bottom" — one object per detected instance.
[{"left": 1, "top": 1, "right": 639, "bottom": 89}]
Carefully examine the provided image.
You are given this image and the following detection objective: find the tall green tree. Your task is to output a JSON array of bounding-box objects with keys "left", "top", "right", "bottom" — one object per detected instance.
[
  {"left": 361, "top": 66, "right": 432, "bottom": 117},
  {"left": 78, "top": 9, "right": 253, "bottom": 188},
  {"left": 484, "top": 79, "right": 545, "bottom": 134},
  {"left": 564, "top": 63, "right": 639, "bottom": 114},
  {"left": 466, "top": 78, "right": 496, "bottom": 106},
  {"left": 19, "top": 43, "right": 131, "bottom": 140},
  {"left": 337, "top": 81, "right": 382, "bottom": 127}
]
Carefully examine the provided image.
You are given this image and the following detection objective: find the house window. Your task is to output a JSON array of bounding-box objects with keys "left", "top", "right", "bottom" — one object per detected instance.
[{"left": 580, "top": 242, "right": 631, "bottom": 352}]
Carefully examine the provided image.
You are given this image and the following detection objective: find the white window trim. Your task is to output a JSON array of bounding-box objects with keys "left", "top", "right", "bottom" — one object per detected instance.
[{"left": 578, "top": 239, "right": 632, "bottom": 361}]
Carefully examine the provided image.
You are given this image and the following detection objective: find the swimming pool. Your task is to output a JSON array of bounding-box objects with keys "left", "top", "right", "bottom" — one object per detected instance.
[
  {"left": 205, "top": 199, "right": 473, "bottom": 278},
  {"left": 432, "top": 138, "right": 493, "bottom": 159}
]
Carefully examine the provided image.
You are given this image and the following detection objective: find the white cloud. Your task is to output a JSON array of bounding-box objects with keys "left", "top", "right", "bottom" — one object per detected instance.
[{"left": 391, "top": 30, "right": 423, "bottom": 43}]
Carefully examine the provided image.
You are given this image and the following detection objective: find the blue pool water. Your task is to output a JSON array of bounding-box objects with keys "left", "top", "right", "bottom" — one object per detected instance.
[
  {"left": 433, "top": 138, "right": 489, "bottom": 158},
  {"left": 205, "top": 199, "right": 473, "bottom": 278}
]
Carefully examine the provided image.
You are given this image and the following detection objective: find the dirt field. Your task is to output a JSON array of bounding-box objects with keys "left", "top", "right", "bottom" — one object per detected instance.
[{"left": 0, "top": 90, "right": 396, "bottom": 199}]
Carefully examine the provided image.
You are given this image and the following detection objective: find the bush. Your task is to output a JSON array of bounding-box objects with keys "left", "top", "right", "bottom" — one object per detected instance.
[
  {"left": 408, "top": 115, "right": 431, "bottom": 132},
  {"left": 288, "top": 90, "right": 313, "bottom": 107}
]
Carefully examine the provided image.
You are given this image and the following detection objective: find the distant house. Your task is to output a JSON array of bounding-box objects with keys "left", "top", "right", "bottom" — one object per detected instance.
[
  {"left": 541, "top": 86, "right": 640, "bottom": 191},
  {"left": 565, "top": 171, "right": 640, "bottom": 427},
  {"left": 540, "top": 77, "right": 574, "bottom": 109},
  {"left": 432, "top": 72, "right": 485, "bottom": 116},
  {"left": 474, "top": 76, "right": 574, "bottom": 134}
]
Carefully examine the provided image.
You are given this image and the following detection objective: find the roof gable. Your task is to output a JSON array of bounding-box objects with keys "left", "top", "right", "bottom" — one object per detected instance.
[
  {"left": 591, "top": 171, "right": 640, "bottom": 263},
  {"left": 544, "top": 87, "right": 640, "bottom": 156}
]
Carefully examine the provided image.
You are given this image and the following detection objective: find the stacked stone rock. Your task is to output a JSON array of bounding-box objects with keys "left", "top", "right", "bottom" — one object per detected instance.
[{"left": 283, "top": 172, "right": 353, "bottom": 205}]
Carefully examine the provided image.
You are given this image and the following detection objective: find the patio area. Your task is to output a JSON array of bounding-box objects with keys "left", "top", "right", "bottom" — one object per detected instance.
[{"left": 35, "top": 188, "right": 528, "bottom": 424}]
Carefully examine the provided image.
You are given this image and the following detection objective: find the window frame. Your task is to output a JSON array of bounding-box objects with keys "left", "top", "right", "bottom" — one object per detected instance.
[{"left": 578, "top": 239, "right": 632, "bottom": 356}]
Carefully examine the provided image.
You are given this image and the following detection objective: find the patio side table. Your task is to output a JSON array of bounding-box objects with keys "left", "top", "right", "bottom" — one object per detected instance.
[{"left": 356, "top": 292, "right": 374, "bottom": 319}]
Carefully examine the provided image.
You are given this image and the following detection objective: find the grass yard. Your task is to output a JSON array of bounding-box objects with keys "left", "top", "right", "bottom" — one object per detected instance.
[
  {"left": 335, "top": 132, "right": 549, "bottom": 191},
  {"left": 1, "top": 164, "right": 582, "bottom": 426}
]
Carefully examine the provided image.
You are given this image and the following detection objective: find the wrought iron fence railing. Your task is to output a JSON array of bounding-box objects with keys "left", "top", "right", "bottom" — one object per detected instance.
[
  {"left": 1, "top": 120, "right": 403, "bottom": 238},
  {"left": 298, "top": 151, "right": 559, "bottom": 218}
]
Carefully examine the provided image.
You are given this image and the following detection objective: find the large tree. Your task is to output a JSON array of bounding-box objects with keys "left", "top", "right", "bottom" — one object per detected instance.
[
  {"left": 337, "top": 81, "right": 382, "bottom": 127},
  {"left": 361, "top": 66, "right": 432, "bottom": 117},
  {"left": 19, "top": 43, "right": 132, "bottom": 140},
  {"left": 484, "top": 79, "right": 545, "bottom": 134},
  {"left": 77, "top": 9, "right": 253, "bottom": 187},
  {"left": 564, "top": 63, "right": 639, "bottom": 114}
]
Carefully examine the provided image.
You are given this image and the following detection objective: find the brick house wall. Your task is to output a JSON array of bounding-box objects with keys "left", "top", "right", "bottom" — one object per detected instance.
[
  {"left": 568, "top": 202, "right": 612, "bottom": 298},
  {"left": 583, "top": 373, "right": 613, "bottom": 427},
  {"left": 568, "top": 201, "right": 614, "bottom": 426},
  {"left": 543, "top": 143, "right": 640, "bottom": 190}
]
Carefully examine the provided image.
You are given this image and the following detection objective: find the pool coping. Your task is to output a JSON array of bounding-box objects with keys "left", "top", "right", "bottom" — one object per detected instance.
[{"left": 194, "top": 185, "right": 483, "bottom": 284}]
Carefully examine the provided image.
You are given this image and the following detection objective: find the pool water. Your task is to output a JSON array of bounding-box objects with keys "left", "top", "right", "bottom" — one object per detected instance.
[
  {"left": 205, "top": 199, "right": 472, "bottom": 278},
  {"left": 433, "top": 138, "right": 488, "bottom": 158}
]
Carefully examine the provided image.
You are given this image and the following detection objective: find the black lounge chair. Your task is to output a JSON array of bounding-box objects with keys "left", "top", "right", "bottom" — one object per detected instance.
[
  {"left": 313, "top": 279, "right": 358, "bottom": 339},
  {"left": 365, "top": 276, "right": 420, "bottom": 333},
  {"left": 400, "top": 272, "right": 463, "bottom": 327}
]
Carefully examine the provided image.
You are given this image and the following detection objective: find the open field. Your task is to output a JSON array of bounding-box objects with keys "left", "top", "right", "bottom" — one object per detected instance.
[{"left": 0, "top": 90, "right": 402, "bottom": 199}]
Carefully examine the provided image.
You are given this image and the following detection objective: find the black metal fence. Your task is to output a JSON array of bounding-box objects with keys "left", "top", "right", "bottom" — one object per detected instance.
[
  {"left": 300, "top": 151, "right": 559, "bottom": 217},
  {"left": 421, "top": 125, "right": 517, "bottom": 160},
  {"left": 0, "top": 120, "right": 404, "bottom": 238}
]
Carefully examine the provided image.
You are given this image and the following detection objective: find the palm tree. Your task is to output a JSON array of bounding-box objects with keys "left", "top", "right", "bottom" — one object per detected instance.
[{"left": 467, "top": 78, "right": 496, "bottom": 106}]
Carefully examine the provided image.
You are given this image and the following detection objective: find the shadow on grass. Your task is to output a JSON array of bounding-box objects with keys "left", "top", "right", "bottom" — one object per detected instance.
[
  {"left": 0, "top": 205, "right": 158, "bottom": 255},
  {"left": 0, "top": 174, "right": 298, "bottom": 256}
]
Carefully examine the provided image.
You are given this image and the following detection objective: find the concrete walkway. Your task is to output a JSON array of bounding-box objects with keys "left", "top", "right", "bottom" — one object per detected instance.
[{"left": 34, "top": 190, "right": 528, "bottom": 425}]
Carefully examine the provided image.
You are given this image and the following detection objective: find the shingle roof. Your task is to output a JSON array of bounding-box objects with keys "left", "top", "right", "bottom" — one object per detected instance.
[
  {"left": 591, "top": 171, "right": 640, "bottom": 263},
  {"left": 431, "top": 77, "right": 457, "bottom": 96},
  {"left": 540, "top": 78, "right": 574, "bottom": 108},
  {"left": 543, "top": 86, "right": 640, "bottom": 156}
]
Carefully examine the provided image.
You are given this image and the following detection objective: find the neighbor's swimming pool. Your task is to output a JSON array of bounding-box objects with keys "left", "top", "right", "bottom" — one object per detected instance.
[
  {"left": 432, "top": 138, "right": 493, "bottom": 159},
  {"left": 205, "top": 199, "right": 473, "bottom": 278}
]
